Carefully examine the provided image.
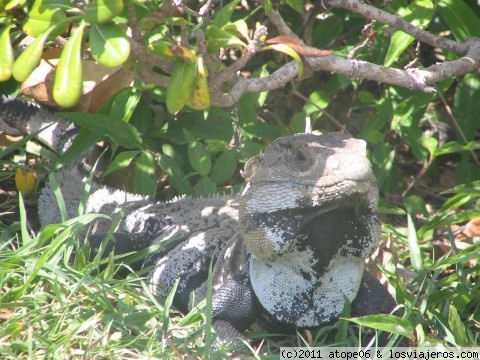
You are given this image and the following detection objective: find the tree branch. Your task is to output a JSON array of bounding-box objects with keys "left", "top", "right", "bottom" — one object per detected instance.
[
  {"left": 209, "top": 0, "right": 480, "bottom": 107},
  {"left": 325, "top": 0, "right": 467, "bottom": 54}
]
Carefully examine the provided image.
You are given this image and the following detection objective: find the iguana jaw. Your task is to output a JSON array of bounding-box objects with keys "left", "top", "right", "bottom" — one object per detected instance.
[{"left": 240, "top": 188, "right": 377, "bottom": 262}]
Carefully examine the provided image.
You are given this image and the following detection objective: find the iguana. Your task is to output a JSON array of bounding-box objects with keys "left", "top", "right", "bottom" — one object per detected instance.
[{"left": 1, "top": 99, "right": 403, "bottom": 347}]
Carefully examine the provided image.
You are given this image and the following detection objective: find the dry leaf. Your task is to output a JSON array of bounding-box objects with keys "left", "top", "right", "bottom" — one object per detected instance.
[{"left": 20, "top": 52, "right": 134, "bottom": 112}]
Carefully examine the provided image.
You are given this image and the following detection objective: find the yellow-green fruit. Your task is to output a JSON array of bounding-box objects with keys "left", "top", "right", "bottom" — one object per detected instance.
[
  {"left": 12, "top": 30, "right": 50, "bottom": 82},
  {"left": 15, "top": 167, "right": 37, "bottom": 195},
  {"left": 0, "top": 25, "right": 14, "bottom": 81},
  {"left": 53, "top": 23, "right": 86, "bottom": 108}
]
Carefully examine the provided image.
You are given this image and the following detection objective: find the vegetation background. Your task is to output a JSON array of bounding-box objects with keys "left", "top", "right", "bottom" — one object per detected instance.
[{"left": 1, "top": 0, "right": 480, "bottom": 357}]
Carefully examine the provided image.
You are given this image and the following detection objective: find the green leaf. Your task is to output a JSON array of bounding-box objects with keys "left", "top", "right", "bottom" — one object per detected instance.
[
  {"left": 454, "top": 74, "right": 480, "bottom": 140},
  {"left": 109, "top": 88, "right": 141, "bottom": 123},
  {"left": 264, "top": 0, "right": 273, "bottom": 14},
  {"left": 0, "top": 25, "right": 14, "bottom": 81},
  {"left": 194, "top": 176, "right": 217, "bottom": 195},
  {"left": 90, "top": 23, "right": 130, "bottom": 68},
  {"left": 84, "top": 0, "right": 124, "bottom": 25},
  {"left": 448, "top": 305, "right": 469, "bottom": 346},
  {"left": 160, "top": 17, "right": 188, "bottom": 26},
  {"left": 313, "top": 15, "right": 343, "bottom": 49},
  {"left": 437, "top": 0, "right": 480, "bottom": 40},
  {"left": 407, "top": 213, "right": 423, "bottom": 271},
  {"left": 12, "top": 29, "right": 51, "bottom": 82},
  {"left": 210, "top": 150, "right": 238, "bottom": 185},
  {"left": 62, "top": 112, "right": 144, "bottom": 149},
  {"left": 222, "top": 20, "right": 249, "bottom": 41},
  {"left": 261, "top": 43, "right": 304, "bottom": 78},
  {"left": 419, "top": 136, "right": 438, "bottom": 159},
  {"left": 23, "top": 1, "right": 67, "bottom": 37},
  {"left": 212, "top": 0, "right": 240, "bottom": 27},
  {"left": 185, "top": 56, "right": 210, "bottom": 111},
  {"left": 305, "top": 90, "right": 329, "bottom": 115},
  {"left": 346, "top": 314, "right": 413, "bottom": 338},
  {"left": 188, "top": 140, "right": 212, "bottom": 176},
  {"left": 134, "top": 151, "right": 157, "bottom": 196},
  {"left": 158, "top": 154, "right": 192, "bottom": 194},
  {"left": 104, "top": 150, "right": 141, "bottom": 176},
  {"left": 434, "top": 141, "right": 480, "bottom": 156},
  {"left": 283, "top": 0, "right": 303, "bottom": 14},
  {"left": 166, "top": 60, "right": 196, "bottom": 114},
  {"left": 205, "top": 25, "right": 247, "bottom": 53},
  {"left": 384, "top": 0, "right": 434, "bottom": 66}
]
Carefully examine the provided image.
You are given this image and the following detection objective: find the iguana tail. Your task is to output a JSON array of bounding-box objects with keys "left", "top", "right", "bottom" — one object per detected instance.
[{"left": 1, "top": 98, "right": 78, "bottom": 154}]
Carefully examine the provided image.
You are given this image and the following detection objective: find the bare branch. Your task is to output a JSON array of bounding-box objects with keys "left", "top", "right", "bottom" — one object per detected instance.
[
  {"left": 209, "top": 0, "right": 480, "bottom": 107},
  {"left": 210, "top": 61, "right": 299, "bottom": 107},
  {"left": 325, "top": 0, "right": 467, "bottom": 54}
]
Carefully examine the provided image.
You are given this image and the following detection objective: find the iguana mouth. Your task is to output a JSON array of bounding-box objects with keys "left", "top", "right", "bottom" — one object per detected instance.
[{"left": 241, "top": 194, "right": 373, "bottom": 263}]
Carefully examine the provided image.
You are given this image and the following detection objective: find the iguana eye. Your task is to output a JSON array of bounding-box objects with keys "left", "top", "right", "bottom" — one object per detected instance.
[
  {"left": 290, "top": 144, "right": 312, "bottom": 170},
  {"left": 295, "top": 148, "right": 307, "bottom": 162}
]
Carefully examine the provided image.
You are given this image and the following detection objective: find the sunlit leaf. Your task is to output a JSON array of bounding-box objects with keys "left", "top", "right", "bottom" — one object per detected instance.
[
  {"left": 261, "top": 43, "right": 304, "bottom": 78},
  {"left": 384, "top": 0, "right": 434, "bottom": 66},
  {"left": 222, "top": 20, "right": 249, "bottom": 41},
  {"left": 407, "top": 213, "right": 423, "bottom": 272},
  {"left": 160, "top": 17, "right": 188, "bottom": 26},
  {"left": 213, "top": 0, "right": 240, "bottom": 27},
  {"left": 104, "top": 150, "right": 141, "bottom": 176},
  {"left": 158, "top": 154, "right": 193, "bottom": 194},
  {"left": 149, "top": 41, "right": 196, "bottom": 63},
  {"left": 187, "top": 139, "right": 212, "bottom": 176},
  {"left": 23, "top": 1, "right": 67, "bottom": 37},
  {"left": 346, "top": 314, "right": 413, "bottom": 338},
  {"left": 64, "top": 112, "right": 144, "bottom": 149},
  {"left": 166, "top": 60, "right": 196, "bottom": 114},
  {"left": 90, "top": 23, "right": 130, "bottom": 67},
  {"left": 186, "top": 56, "right": 210, "bottom": 110},
  {"left": 85, "top": 0, "right": 123, "bottom": 24},
  {"left": 205, "top": 25, "right": 247, "bottom": 53},
  {"left": 453, "top": 74, "right": 480, "bottom": 139},
  {"left": 134, "top": 151, "right": 157, "bottom": 196},
  {"left": 437, "top": 0, "right": 480, "bottom": 40}
]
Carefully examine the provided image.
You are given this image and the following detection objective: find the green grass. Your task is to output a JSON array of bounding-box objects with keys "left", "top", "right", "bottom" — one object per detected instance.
[{"left": 1, "top": 179, "right": 480, "bottom": 358}]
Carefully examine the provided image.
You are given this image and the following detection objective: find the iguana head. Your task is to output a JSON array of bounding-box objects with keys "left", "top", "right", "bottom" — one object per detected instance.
[{"left": 239, "top": 132, "right": 379, "bottom": 263}]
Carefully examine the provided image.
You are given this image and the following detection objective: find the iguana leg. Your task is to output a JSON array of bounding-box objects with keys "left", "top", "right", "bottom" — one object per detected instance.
[
  {"left": 351, "top": 271, "right": 397, "bottom": 317},
  {"left": 211, "top": 271, "right": 257, "bottom": 346}
]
